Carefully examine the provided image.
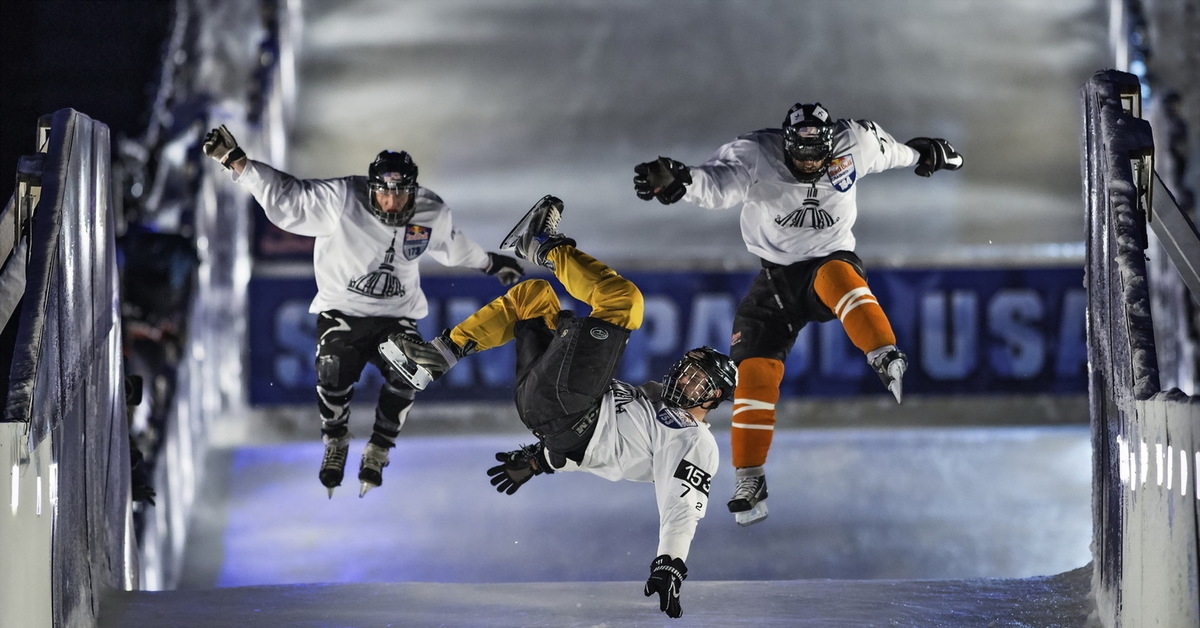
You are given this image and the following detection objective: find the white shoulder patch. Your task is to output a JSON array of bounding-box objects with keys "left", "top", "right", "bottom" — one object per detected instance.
[{"left": 656, "top": 406, "right": 698, "bottom": 429}]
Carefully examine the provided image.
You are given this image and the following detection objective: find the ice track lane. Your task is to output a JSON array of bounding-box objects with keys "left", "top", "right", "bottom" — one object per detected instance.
[
  {"left": 100, "top": 569, "right": 1094, "bottom": 628},
  {"left": 98, "top": 426, "right": 1096, "bottom": 626}
]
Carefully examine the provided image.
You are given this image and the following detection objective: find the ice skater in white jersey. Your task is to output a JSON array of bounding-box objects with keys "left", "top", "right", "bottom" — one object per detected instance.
[
  {"left": 378, "top": 195, "right": 736, "bottom": 619},
  {"left": 202, "top": 126, "right": 524, "bottom": 498},
  {"left": 633, "top": 102, "right": 963, "bottom": 526}
]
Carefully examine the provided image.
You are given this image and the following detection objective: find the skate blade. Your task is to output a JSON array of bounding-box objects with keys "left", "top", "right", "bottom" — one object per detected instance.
[
  {"left": 359, "top": 481, "right": 380, "bottom": 498},
  {"left": 378, "top": 340, "right": 433, "bottom": 390},
  {"left": 500, "top": 202, "right": 539, "bottom": 250},
  {"left": 887, "top": 362, "right": 905, "bottom": 404},
  {"left": 734, "top": 501, "right": 768, "bottom": 527},
  {"left": 500, "top": 195, "right": 559, "bottom": 250}
]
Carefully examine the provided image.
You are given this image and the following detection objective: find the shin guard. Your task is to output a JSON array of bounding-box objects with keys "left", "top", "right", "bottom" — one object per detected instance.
[{"left": 371, "top": 383, "right": 414, "bottom": 448}]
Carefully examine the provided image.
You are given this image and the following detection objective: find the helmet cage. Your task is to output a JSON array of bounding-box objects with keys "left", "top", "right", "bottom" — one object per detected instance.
[
  {"left": 369, "top": 179, "right": 417, "bottom": 194},
  {"left": 368, "top": 151, "right": 419, "bottom": 226},
  {"left": 782, "top": 124, "right": 834, "bottom": 163},
  {"left": 781, "top": 103, "right": 834, "bottom": 183},
  {"left": 661, "top": 347, "right": 737, "bottom": 409}
]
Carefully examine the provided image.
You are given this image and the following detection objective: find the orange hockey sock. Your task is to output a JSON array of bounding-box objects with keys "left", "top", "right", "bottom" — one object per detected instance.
[
  {"left": 813, "top": 260, "right": 896, "bottom": 354},
  {"left": 731, "top": 357, "right": 784, "bottom": 468}
]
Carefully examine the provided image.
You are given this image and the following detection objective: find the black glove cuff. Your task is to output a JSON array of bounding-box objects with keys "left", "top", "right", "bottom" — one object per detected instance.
[
  {"left": 650, "top": 554, "right": 688, "bottom": 580},
  {"left": 222, "top": 146, "right": 246, "bottom": 169},
  {"left": 528, "top": 444, "right": 554, "bottom": 475},
  {"left": 484, "top": 252, "right": 517, "bottom": 274}
]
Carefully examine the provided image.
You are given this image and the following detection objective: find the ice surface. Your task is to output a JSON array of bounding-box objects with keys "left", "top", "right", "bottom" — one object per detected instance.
[
  {"left": 180, "top": 427, "right": 1091, "bottom": 586},
  {"left": 100, "top": 570, "right": 1095, "bottom": 627},
  {"left": 98, "top": 426, "right": 1096, "bottom": 626}
]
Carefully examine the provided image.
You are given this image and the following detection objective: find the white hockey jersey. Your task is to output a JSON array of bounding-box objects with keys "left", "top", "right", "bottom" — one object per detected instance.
[
  {"left": 551, "top": 381, "right": 719, "bottom": 561},
  {"left": 684, "top": 120, "right": 920, "bottom": 266},
  {"left": 234, "top": 160, "right": 491, "bottom": 318}
]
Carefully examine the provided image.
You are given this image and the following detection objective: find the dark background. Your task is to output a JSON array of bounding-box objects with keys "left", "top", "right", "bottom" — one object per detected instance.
[{"left": 1, "top": 0, "right": 170, "bottom": 196}]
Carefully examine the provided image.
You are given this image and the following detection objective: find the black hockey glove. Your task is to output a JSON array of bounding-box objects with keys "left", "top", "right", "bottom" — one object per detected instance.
[
  {"left": 905, "top": 137, "right": 964, "bottom": 177},
  {"left": 202, "top": 125, "right": 246, "bottom": 169},
  {"left": 486, "top": 443, "right": 553, "bottom": 495},
  {"left": 644, "top": 554, "right": 687, "bottom": 618},
  {"left": 634, "top": 157, "right": 692, "bottom": 205},
  {"left": 484, "top": 252, "right": 524, "bottom": 286}
]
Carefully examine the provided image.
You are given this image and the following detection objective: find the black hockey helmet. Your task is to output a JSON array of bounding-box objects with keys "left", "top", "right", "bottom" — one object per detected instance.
[
  {"left": 781, "top": 102, "right": 835, "bottom": 183},
  {"left": 661, "top": 346, "right": 738, "bottom": 409},
  {"left": 367, "top": 150, "right": 419, "bottom": 226}
]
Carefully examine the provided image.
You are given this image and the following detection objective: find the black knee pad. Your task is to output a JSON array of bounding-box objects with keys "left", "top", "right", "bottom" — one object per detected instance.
[{"left": 316, "top": 354, "right": 342, "bottom": 389}]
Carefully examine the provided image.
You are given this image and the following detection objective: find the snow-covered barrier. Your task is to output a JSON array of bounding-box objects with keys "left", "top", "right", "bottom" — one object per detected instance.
[
  {"left": 0, "top": 109, "right": 133, "bottom": 628},
  {"left": 1082, "top": 69, "right": 1200, "bottom": 628}
]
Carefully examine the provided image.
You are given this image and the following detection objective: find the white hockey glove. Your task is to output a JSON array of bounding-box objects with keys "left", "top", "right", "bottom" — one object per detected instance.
[
  {"left": 904, "top": 137, "right": 963, "bottom": 177},
  {"left": 484, "top": 252, "right": 524, "bottom": 286},
  {"left": 202, "top": 125, "right": 246, "bottom": 169},
  {"left": 644, "top": 554, "right": 688, "bottom": 618},
  {"left": 486, "top": 443, "right": 553, "bottom": 495},
  {"left": 634, "top": 157, "right": 691, "bottom": 204}
]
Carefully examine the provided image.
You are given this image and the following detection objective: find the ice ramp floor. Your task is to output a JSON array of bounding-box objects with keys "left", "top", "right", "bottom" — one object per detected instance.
[
  {"left": 102, "top": 425, "right": 1095, "bottom": 626},
  {"left": 99, "top": 567, "right": 1093, "bottom": 627},
  {"left": 177, "top": 427, "right": 1092, "bottom": 585}
]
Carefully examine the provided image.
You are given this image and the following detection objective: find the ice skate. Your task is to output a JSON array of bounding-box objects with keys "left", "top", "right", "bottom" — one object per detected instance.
[
  {"left": 379, "top": 332, "right": 472, "bottom": 391},
  {"left": 727, "top": 466, "right": 768, "bottom": 526},
  {"left": 500, "top": 194, "right": 575, "bottom": 268},
  {"left": 868, "top": 345, "right": 907, "bottom": 403},
  {"left": 358, "top": 442, "right": 391, "bottom": 497},
  {"left": 378, "top": 335, "right": 436, "bottom": 390},
  {"left": 319, "top": 432, "right": 351, "bottom": 498}
]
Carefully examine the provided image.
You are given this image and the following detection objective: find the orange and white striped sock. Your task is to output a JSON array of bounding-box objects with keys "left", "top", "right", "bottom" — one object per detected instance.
[
  {"left": 813, "top": 260, "right": 896, "bottom": 354},
  {"left": 730, "top": 357, "right": 784, "bottom": 469}
]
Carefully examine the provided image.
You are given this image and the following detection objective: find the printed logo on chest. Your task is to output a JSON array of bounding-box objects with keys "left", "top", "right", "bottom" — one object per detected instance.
[
  {"left": 348, "top": 233, "right": 405, "bottom": 299},
  {"left": 775, "top": 197, "right": 836, "bottom": 230}
]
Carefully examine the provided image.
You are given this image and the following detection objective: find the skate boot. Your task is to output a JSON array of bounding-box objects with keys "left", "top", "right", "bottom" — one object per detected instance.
[
  {"left": 319, "top": 432, "right": 351, "bottom": 499},
  {"left": 379, "top": 331, "right": 476, "bottom": 391},
  {"left": 500, "top": 194, "right": 575, "bottom": 269},
  {"left": 868, "top": 345, "right": 907, "bottom": 403},
  {"left": 358, "top": 442, "right": 391, "bottom": 497},
  {"left": 727, "top": 466, "right": 768, "bottom": 526}
]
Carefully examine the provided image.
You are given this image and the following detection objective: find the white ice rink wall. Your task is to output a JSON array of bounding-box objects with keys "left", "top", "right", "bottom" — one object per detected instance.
[
  {"left": 1, "top": 2, "right": 288, "bottom": 626},
  {"left": 1082, "top": 69, "right": 1200, "bottom": 627},
  {"left": 0, "top": 110, "right": 133, "bottom": 628}
]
